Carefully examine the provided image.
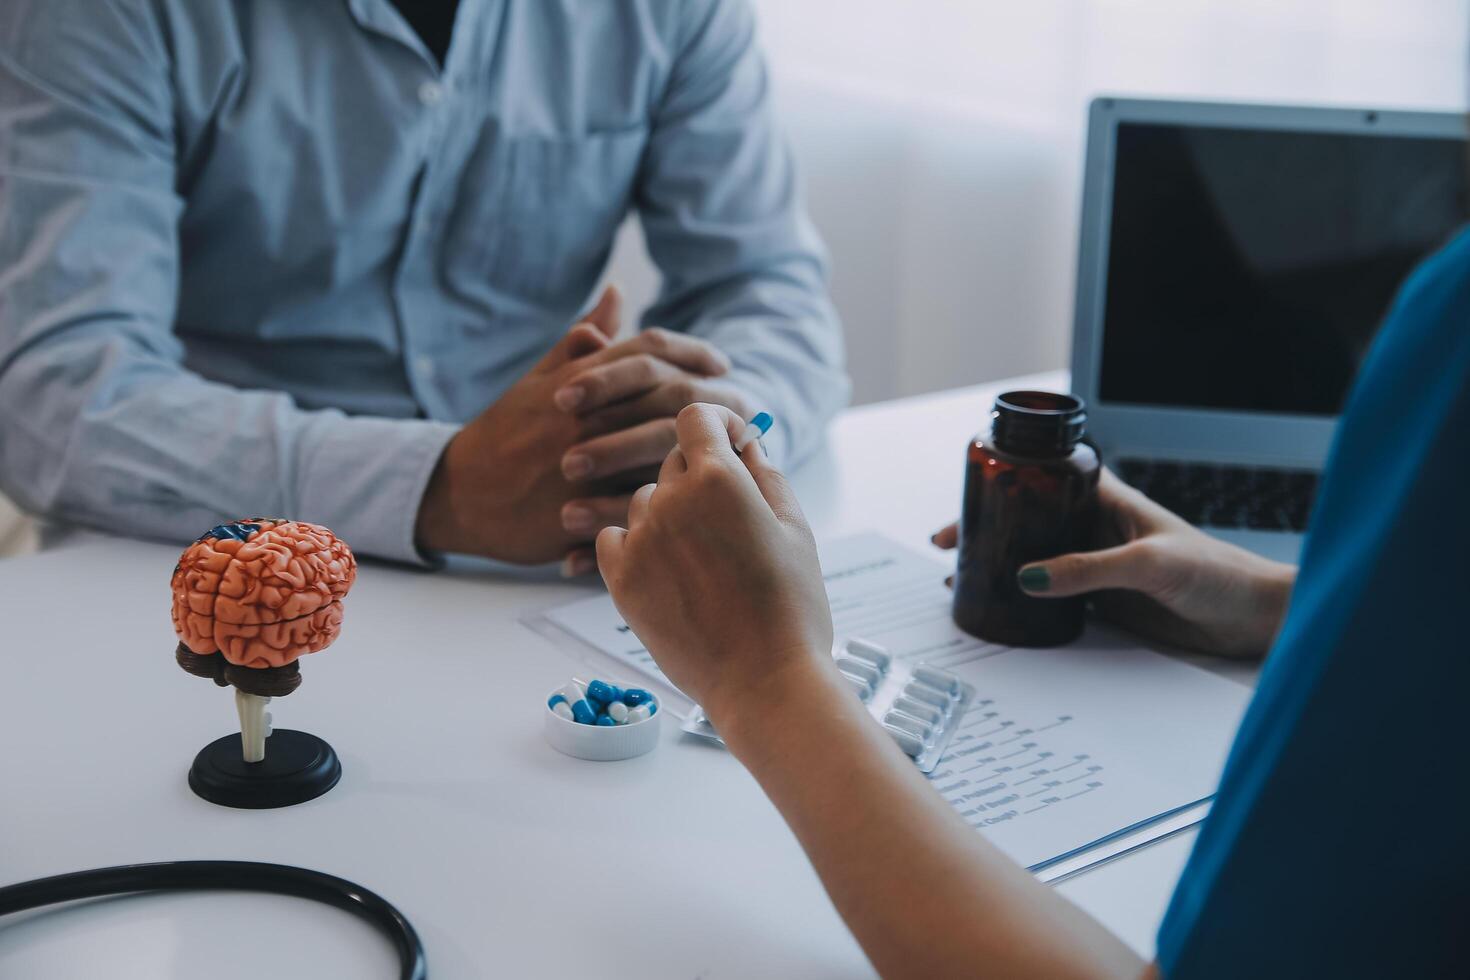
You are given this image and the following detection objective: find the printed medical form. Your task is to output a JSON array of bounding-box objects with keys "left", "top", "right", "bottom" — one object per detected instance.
[{"left": 539, "top": 534, "right": 1252, "bottom": 875}]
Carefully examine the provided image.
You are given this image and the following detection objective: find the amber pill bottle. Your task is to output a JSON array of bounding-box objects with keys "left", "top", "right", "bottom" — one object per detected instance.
[{"left": 951, "top": 391, "right": 1100, "bottom": 647}]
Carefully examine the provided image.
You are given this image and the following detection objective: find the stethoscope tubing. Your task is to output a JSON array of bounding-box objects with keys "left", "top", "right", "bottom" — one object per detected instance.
[{"left": 0, "top": 861, "right": 427, "bottom": 980}]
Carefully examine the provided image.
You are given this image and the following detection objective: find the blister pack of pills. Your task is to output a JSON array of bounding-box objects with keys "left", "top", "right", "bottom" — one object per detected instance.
[{"left": 681, "top": 637, "right": 975, "bottom": 773}]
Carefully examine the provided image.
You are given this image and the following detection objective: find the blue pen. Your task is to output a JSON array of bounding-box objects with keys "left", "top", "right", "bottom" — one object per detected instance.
[{"left": 734, "top": 412, "right": 774, "bottom": 454}]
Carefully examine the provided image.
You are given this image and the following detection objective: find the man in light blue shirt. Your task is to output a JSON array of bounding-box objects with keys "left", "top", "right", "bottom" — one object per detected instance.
[{"left": 0, "top": 0, "right": 848, "bottom": 568}]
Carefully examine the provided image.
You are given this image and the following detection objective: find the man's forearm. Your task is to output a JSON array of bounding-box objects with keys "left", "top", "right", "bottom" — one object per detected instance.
[
  {"left": 0, "top": 343, "right": 456, "bottom": 565},
  {"left": 716, "top": 659, "right": 1147, "bottom": 980},
  {"left": 636, "top": 0, "right": 850, "bottom": 468}
]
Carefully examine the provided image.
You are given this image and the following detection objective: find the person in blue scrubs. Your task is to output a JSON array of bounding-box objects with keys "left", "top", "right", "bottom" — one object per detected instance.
[{"left": 593, "top": 223, "right": 1470, "bottom": 978}]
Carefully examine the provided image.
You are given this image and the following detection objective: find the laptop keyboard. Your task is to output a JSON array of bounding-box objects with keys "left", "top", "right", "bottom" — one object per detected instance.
[{"left": 1116, "top": 459, "right": 1318, "bottom": 532}]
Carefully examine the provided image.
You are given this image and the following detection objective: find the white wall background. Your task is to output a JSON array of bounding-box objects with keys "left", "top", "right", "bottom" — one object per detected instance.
[{"left": 607, "top": 0, "right": 1470, "bottom": 405}]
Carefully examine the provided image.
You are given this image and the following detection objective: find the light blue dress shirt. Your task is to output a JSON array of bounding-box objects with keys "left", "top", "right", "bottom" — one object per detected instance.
[{"left": 0, "top": 0, "right": 848, "bottom": 563}]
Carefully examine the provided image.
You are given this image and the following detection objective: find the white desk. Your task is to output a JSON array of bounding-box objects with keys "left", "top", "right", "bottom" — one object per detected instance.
[{"left": 0, "top": 372, "right": 1256, "bottom": 978}]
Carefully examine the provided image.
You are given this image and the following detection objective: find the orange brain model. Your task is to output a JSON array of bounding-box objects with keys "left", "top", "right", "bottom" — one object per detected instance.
[{"left": 172, "top": 519, "right": 357, "bottom": 669}]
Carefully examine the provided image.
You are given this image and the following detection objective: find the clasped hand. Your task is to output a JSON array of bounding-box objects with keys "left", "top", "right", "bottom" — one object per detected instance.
[{"left": 415, "top": 287, "right": 751, "bottom": 572}]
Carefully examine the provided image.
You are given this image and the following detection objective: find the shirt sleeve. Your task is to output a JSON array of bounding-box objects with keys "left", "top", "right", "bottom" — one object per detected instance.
[
  {"left": 635, "top": 0, "right": 851, "bottom": 467},
  {"left": 0, "top": 1, "right": 457, "bottom": 564}
]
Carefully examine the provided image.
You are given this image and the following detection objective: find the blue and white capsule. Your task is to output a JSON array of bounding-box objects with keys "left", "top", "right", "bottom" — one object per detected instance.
[
  {"left": 626, "top": 702, "right": 657, "bottom": 724},
  {"left": 586, "top": 679, "right": 623, "bottom": 706},
  {"left": 734, "top": 412, "right": 774, "bottom": 454},
  {"left": 547, "top": 694, "right": 575, "bottom": 722},
  {"left": 622, "top": 688, "right": 656, "bottom": 708},
  {"left": 559, "top": 681, "right": 600, "bottom": 725}
]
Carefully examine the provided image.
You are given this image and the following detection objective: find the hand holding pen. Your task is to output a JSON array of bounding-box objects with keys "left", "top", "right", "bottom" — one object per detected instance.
[{"left": 595, "top": 405, "right": 843, "bottom": 733}]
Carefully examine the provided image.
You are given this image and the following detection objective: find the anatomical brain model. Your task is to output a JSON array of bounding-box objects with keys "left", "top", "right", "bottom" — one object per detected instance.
[{"left": 172, "top": 519, "right": 356, "bottom": 763}]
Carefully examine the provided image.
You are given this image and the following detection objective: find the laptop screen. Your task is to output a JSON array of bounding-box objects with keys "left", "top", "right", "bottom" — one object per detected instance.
[{"left": 1098, "top": 120, "right": 1469, "bottom": 416}]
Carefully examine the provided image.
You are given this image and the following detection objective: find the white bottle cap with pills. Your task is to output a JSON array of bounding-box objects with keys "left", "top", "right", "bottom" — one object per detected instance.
[{"left": 543, "top": 677, "right": 662, "bottom": 761}]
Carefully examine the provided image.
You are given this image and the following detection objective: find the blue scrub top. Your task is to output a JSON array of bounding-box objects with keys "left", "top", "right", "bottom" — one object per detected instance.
[{"left": 1157, "top": 226, "right": 1470, "bottom": 976}]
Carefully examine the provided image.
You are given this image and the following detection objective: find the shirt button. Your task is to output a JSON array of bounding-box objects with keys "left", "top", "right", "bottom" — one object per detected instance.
[{"left": 418, "top": 81, "right": 444, "bottom": 107}]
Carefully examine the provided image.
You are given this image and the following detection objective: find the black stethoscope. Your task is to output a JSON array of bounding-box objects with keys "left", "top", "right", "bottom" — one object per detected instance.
[{"left": 0, "top": 862, "right": 427, "bottom": 980}]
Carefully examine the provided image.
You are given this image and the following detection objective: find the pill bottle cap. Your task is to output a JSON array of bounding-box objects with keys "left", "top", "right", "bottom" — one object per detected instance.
[
  {"left": 543, "top": 686, "right": 662, "bottom": 762},
  {"left": 990, "top": 390, "right": 1087, "bottom": 457}
]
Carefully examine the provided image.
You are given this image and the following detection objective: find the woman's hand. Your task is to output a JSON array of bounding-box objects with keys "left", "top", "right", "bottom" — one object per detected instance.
[
  {"left": 601, "top": 413, "right": 1150, "bottom": 980},
  {"left": 595, "top": 404, "right": 840, "bottom": 730},
  {"left": 934, "top": 468, "right": 1296, "bottom": 658}
]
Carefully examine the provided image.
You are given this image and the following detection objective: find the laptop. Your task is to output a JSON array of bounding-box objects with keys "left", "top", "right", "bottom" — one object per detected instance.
[{"left": 1070, "top": 97, "right": 1469, "bottom": 562}]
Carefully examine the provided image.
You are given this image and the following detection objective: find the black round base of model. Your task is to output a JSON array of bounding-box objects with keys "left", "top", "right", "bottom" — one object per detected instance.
[{"left": 188, "top": 730, "right": 341, "bottom": 809}]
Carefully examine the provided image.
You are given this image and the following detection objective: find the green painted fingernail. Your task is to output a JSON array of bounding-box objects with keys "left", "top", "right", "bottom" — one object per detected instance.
[{"left": 1017, "top": 566, "right": 1050, "bottom": 592}]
